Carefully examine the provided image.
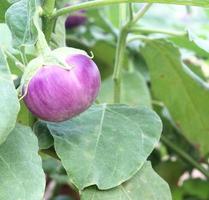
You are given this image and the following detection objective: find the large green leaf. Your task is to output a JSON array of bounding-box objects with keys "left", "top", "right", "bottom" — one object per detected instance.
[
  {"left": 81, "top": 162, "right": 172, "bottom": 200},
  {"left": 5, "top": 0, "right": 39, "bottom": 48},
  {"left": 0, "top": 124, "right": 45, "bottom": 200},
  {"left": 99, "top": 70, "right": 151, "bottom": 107},
  {"left": 141, "top": 39, "right": 209, "bottom": 154},
  {"left": 47, "top": 104, "right": 162, "bottom": 190},
  {"left": 0, "top": 48, "right": 19, "bottom": 145}
]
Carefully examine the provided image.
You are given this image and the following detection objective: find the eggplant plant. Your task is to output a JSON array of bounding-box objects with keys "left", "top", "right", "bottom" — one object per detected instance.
[{"left": 1, "top": 0, "right": 209, "bottom": 200}]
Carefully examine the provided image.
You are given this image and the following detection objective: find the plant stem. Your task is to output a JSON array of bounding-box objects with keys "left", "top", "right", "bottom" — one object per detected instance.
[
  {"left": 128, "top": 3, "right": 134, "bottom": 21},
  {"left": 113, "top": 2, "right": 152, "bottom": 103},
  {"left": 4, "top": 50, "right": 25, "bottom": 71},
  {"left": 52, "top": 0, "right": 204, "bottom": 19},
  {"left": 113, "top": 29, "right": 128, "bottom": 103},
  {"left": 161, "top": 135, "right": 209, "bottom": 180},
  {"left": 113, "top": 2, "right": 132, "bottom": 103},
  {"left": 20, "top": 46, "right": 28, "bottom": 65},
  {"left": 131, "top": 3, "right": 152, "bottom": 25},
  {"left": 28, "top": 111, "right": 37, "bottom": 128},
  {"left": 42, "top": 0, "right": 56, "bottom": 42},
  {"left": 186, "top": 5, "right": 192, "bottom": 14},
  {"left": 53, "top": 0, "right": 138, "bottom": 19},
  {"left": 42, "top": 0, "right": 55, "bottom": 15},
  {"left": 44, "top": 180, "right": 57, "bottom": 200},
  {"left": 131, "top": 27, "right": 187, "bottom": 36},
  {"left": 39, "top": 147, "right": 60, "bottom": 161}
]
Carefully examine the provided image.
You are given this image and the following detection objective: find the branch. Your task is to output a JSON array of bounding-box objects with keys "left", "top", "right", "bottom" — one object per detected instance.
[
  {"left": 131, "top": 3, "right": 152, "bottom": 25},
  {"left": 161, "top": 135, "right": 209, "bottom": 180},
  {"left": 42, "top": 0, "right": 56, "bottom": 42},
  {"left": 52, "top": 0, "right": 209, "bottom": 19},
  {"left": 130, "top": 27, "right": 187, "bottom": 36}
]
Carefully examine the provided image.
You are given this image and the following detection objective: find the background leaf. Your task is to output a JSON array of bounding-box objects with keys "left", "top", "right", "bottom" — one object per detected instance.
[
  {"left": 0, "top": 124, "right": 45, "bottom": 200},
  {"left": 141, "top": 39, "right": 209, "bottom": 154},
  {"left": 47, "top": 104, "right": 162, "bottom": 190},
  {"left": 33, "top": 120, "right": 54, "bottom": 149},
  {"left": 99, "top": 70, "right": 151, "bottom": 107},
  {"left": 51, "top": 16, "right": 66, "bottom": 49},
  {"left": 0, "top": 48, "right": 19, "bottom": 144},
  {"left": 5, "top": 0, "right": 39, "bottom": 48},
  {"left": 187, "top": 30, "right": 209, "bottom": 54},
  {"left": 181, "top": 179, "right": 209, "bottom": 199},
  {"left": 91, "top": 41, "right": 116, "bottom": 80},
  {"left": 81, "top": 162, "right": 172, "bottom": 200},
  {"left": 0, "top": 0, "right": 10, "bottom": 23},
  {"left": 0, "top": 23, "right": 12, "bottom": 48}
]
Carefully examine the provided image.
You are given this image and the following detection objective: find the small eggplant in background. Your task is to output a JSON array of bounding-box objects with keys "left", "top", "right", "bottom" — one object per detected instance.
[{"left": 65, "top": 4, "right": 87, "bottom": 29}]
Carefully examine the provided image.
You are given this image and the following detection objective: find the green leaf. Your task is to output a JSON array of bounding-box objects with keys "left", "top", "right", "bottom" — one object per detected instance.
[
  {"left": 170, "top": 30, "right": 209, "bottom": 58},
  {"left": 92, "top": 41, "right": 116, "bottom": 80},
  {"left": 141, "top": 39, "right": 209, "bottom": 154},
  {"left": 47, "top": 104, "right": 162, "bottom": 190},
  {"left": 17, "top": 101, "right": 32, "bottom": 126},
  {"left": 87, "top": 9, "right": 118, "bottom": 37},
  {"left": 0, "top": 0, "right": 21, "bottom": 24},
  {"left": 51, "top": 16, "right": 66, "bottom": 49},
  {"left": 99, "top": 70, "right": 151, "bottom": 107},
  {"left": 81, "top": 162, "right": 172, "bottom": 200},
  {"left": 182, "top": 179, "right": 209, "bottom": 199},
  {"left": 0, "top": 23, "right": 12, "bottom": 48},
  {"left": 0, "top": 0, "right": 10, "bottom": 23},
  {"left": 170, "top": 34, "right": 209, "bottom": 58},
  {"left": 33, "top": 120, "right": 54, "bottom": 149},
  {"left": 0, "top": 48, "right": 19, "bottom": 145},
  {"left": 5, "top": 0, "right": 39, "bottom": 48},
  {"left": 155, "top": 160, "right": 185, "bottom": 186},
  {"left": 187, "top": 30, "right": 209, "bottom": 54},
  {"left": 0, "top": 124, "right": 45, "bottom": 200},
  {"left": 103, "top": 5, "right": 120, "bottom": 28}
]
